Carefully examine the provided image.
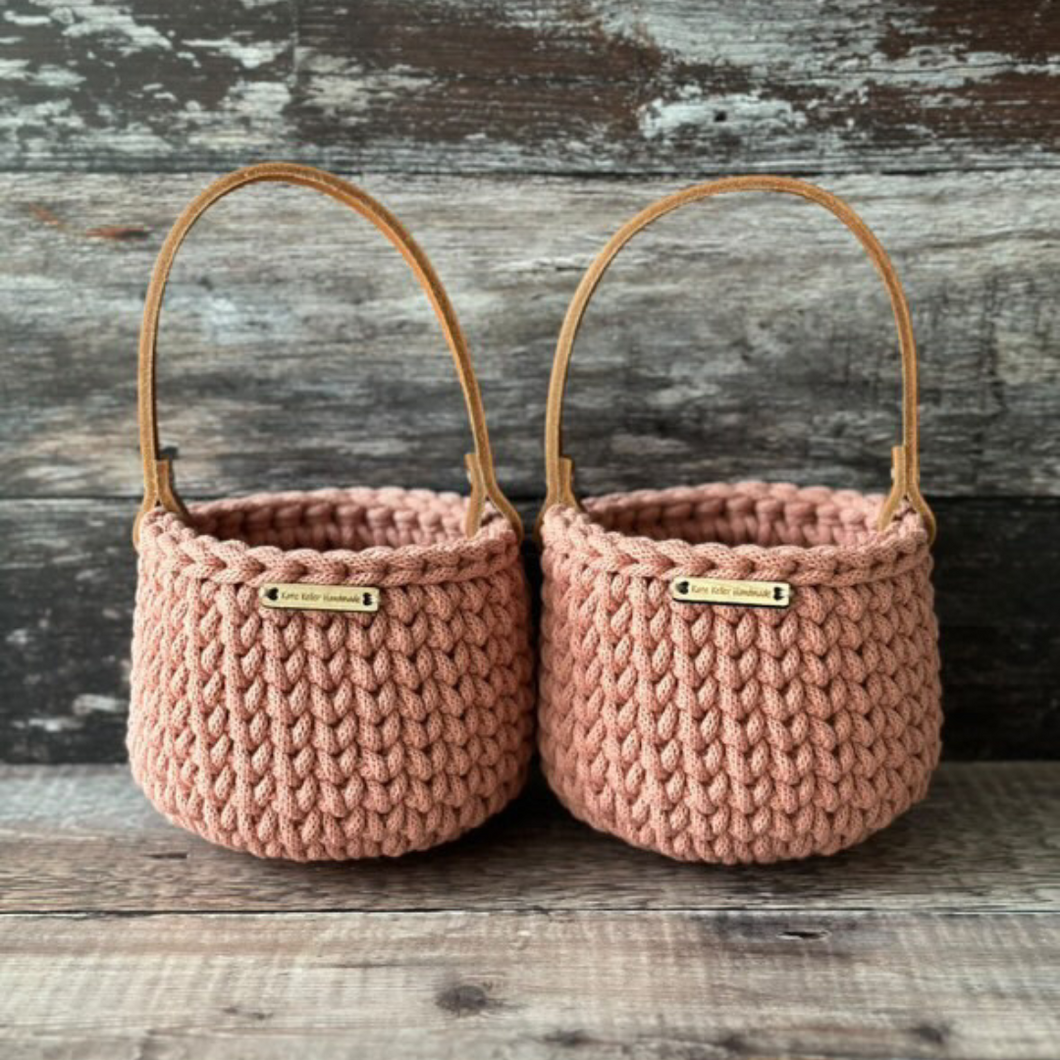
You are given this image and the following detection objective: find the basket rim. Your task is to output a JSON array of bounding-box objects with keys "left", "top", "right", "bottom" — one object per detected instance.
[
  {"left": 137, "top": 485, "right": 520, "bottom": 587},
  {"left": 540, "top": 480, "right": 932, "bottom": 585}
]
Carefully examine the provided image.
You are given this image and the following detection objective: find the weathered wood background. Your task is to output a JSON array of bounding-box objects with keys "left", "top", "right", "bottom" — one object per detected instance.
[{"left": 1, "top": 0, "right": 1058, "bottom": 762}]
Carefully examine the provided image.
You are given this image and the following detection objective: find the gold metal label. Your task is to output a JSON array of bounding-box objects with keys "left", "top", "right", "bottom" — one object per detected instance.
[
  {"left": 259, "top": 583, "right": 380, "bottom": 613},
  {"left": 671, "top": 576, "right": 792, "bottom": 609}
]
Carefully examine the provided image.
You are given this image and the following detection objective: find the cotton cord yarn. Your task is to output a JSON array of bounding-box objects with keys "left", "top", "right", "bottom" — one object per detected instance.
[
  {"left": 539, "top": 482, "right": 941, "bottom": 864},
  {"left": 130, "top": 488, "right": 534, "bottom": 860}
]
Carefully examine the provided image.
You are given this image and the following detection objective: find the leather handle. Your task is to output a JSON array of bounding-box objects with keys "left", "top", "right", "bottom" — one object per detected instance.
[
  {"left": 539, "top": 175, "right": 936, "bottom": 544},
  {"left": 134, "top": 162, "right": 522, "bottom": 548}
]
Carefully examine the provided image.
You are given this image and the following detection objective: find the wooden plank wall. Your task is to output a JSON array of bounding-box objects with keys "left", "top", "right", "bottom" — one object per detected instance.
[{"left": 1, "top": 1, "right": 1058, "bottom": 761}]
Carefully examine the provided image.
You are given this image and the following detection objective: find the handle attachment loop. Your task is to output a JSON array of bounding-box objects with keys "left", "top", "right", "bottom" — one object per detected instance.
[{"left": 135, "top": 162, "right": 521, "bottom": 548}]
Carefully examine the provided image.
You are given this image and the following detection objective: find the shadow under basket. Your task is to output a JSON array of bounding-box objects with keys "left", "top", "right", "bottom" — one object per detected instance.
[
  {"left": 130, "top": 487, "right": 535, "bottom": 861},
  {"left": 539, "top": 481, "right": 942, "bottom": 864}
]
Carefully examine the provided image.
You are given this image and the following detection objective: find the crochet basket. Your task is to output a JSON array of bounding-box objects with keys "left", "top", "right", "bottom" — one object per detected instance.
[
  {"left": 129, "top": 163, "right": 534, "bottom": 860},
  {"left": 537, "top": 176, "right": 942, "bottom": 864}
]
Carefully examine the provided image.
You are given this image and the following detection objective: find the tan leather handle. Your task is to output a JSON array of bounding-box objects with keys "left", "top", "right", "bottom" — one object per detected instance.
[
  {"left": 134, "top": 162, "right": 521, "bottom": 548},
  {"left": 540, "top": 175, "right": 936, "bottom": 543}
]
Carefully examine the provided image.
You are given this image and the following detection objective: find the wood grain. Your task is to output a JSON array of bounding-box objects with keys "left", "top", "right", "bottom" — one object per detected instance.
[
  {"left": 2, "top": 3, "right": 1059, "bottom": 767},
  {"left": 1, "top": 0, "right": 1058, "bottom": 175},
  {"left": 0, "top": 763, "right": 1057, "bottom": 914},
  {"left": 2, "top": 764, "right": 1056, "bottom": 1059},
  {"left": 2, "top": 170, "right": 1058, "bottom": 500},
  {"left": 0, "top": 910, "right": 1056, "bottom": 1059},
  {"left": 3, "top": 497, "right": 1057, "bottom": 763},
  {"left": 3, "top": 7, "right": 1059, "bottom": 1058}
]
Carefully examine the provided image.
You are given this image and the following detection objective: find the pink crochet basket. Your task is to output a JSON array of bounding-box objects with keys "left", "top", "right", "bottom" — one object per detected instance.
[
  {"left": 537, "top": 177, "right": 942, "bottom": 864},
  {"left": 129, "top": 164, "right": 534, "bottom": 860}
]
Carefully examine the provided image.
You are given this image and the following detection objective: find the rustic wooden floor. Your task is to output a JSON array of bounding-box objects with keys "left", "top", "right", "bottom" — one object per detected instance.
[{"left": 0, "top": 762, "right": 1057, "bottom": 1059}]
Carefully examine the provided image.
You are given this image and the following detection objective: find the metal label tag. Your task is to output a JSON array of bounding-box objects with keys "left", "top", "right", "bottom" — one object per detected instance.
[
  {"left": 671, "top": 576, "right": 792, "bottom": 609},
  {"left": 259, "top": 583, "right": 380, "bottom": 613}
]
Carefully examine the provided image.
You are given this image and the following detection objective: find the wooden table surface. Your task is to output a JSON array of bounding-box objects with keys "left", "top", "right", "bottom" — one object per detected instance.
[{"left": 1, "top": 762, "right": 1057, "bottom": 1059}]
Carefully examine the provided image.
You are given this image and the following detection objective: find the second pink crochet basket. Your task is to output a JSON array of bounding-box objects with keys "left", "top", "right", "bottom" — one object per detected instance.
[
  {"left": 129, "top": 164, "right": 534, "bottom": 860},
  {"left": 537, "top": 176, "right": 942, "bottom": 864}
]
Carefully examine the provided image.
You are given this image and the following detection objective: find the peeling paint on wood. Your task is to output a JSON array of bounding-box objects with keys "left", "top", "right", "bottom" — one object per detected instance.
[
  {"left": 1, "top": 170, "right": 1058, "bottom": 501},
  {"left": 0, "top": 0, "right": 1057, "bottom": 174},
  {"left": 83, "top": 223, "right": 150, "bottom": 240},
  {"left": 1, "top": 0, "right": 1057, "bottom": 767}
]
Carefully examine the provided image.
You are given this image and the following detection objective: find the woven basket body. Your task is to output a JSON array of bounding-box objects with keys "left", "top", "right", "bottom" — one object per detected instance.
[
  {"left": 129, "top": 164, "right": 534, "bottom": 859},
  {"left": 539, "top": 482, "right": 940, "bottom": 864},
  {"left": 131, "top": 488, "right": 533, "bottom": 860},
  {"left": 538, "top": 176, "right": 943, "bottom": 863}
]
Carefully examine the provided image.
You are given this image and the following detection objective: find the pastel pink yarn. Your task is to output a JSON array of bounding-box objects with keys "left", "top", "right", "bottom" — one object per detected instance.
[
  {"left": 539, "top": 481, "right": 941, "bottom": 864},
  {"left": 129, "top": 487, "right": 534, "bottom": 860}
]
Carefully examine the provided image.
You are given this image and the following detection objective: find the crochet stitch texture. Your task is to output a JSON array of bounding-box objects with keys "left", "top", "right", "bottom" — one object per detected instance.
[
  {"left": 130, "top": 488, "right": 534, "bottom": 860},
  {"left": 539, "top": 482, "right": 941, "bottom": 864}
]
